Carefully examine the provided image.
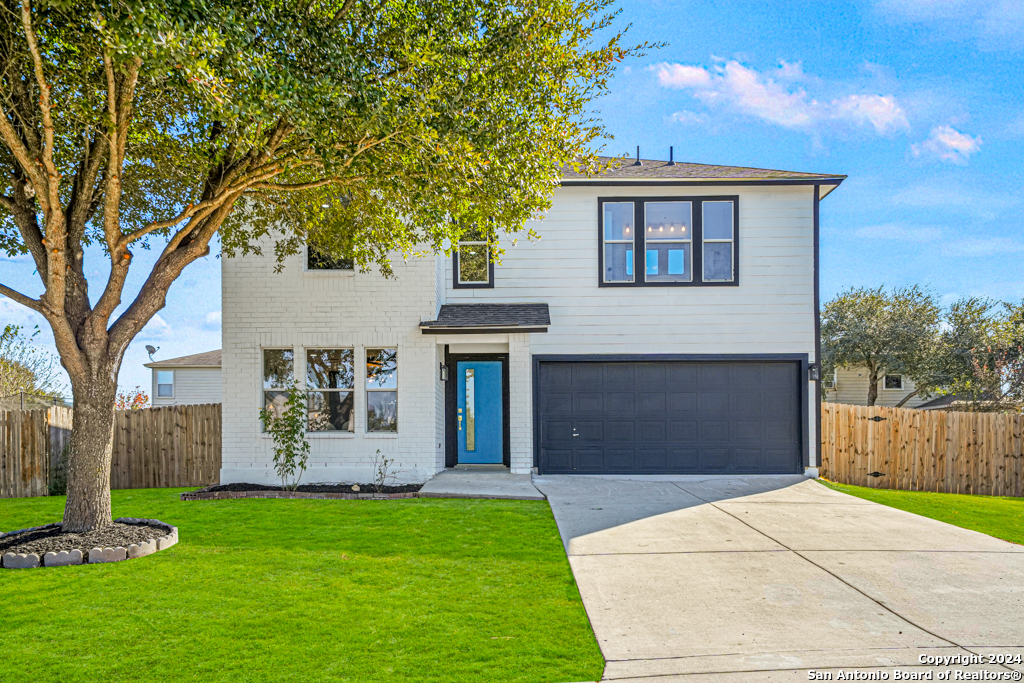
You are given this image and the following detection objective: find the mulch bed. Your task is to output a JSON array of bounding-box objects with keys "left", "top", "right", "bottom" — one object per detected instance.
[
  {"left": 0, "top": 522, "right": 169, "bottom": 557},
  {"left": 205, "top": 482, "right": 423, "bottom": 495}
]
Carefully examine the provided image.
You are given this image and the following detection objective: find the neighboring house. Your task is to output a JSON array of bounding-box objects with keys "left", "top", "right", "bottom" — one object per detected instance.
[
  {"left": 824, "top": 365, "right": 929, "bottom": 408},
  {"left": 144, "top": 350, "right": 222, "bottom": 406},
  {"left": 221, "top": 156, "right": 845, "bottom": 484}
]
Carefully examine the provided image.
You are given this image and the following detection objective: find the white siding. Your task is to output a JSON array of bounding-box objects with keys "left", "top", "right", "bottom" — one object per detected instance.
[
  {"left": 221, "top": 248, "right": 440, "bottom": 485},
  {"left": 827, "top": 366, "right": 929, "bottom": 408},
  {"left": 150, "top": 367, "right": 222, "bottom": 406},
  {"left": 446, "top": 184, "right": 819, "bottom": 465}
]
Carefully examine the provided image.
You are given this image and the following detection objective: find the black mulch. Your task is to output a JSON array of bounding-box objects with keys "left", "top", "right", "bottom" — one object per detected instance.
[
  {"left": 204, "top": 482, "right": 423, "bottom": 494},
  {"left": 0, "top": 523, "right": 168, "bottom": 557}
]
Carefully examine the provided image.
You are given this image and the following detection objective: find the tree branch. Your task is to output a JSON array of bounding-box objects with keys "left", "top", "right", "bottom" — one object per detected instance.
[
  {"left": 19, "top": 0, "right": 59, "bottom": 214},
  {"left": 0, "top": 282, "right": 45, "bottom": 313}
]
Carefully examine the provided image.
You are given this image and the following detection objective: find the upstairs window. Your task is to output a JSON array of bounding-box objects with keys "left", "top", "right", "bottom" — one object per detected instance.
[
  {"left": 599, "top": 196, "right": 738, "bottom": 287},
  {"left": 454, "top": 230, "right": 493, "bottom": 288},
  {"left": 307, "top": 245, "right": 353, "bottom": 271},
  {"left": 156, "top": 370, "right": 174, "bottom": 398},
  {"left": 884, "top": 374, "right": 904, "bottom": 390},
  {"left": 306, "top": 349, "right": 354, "bottom": 432}
]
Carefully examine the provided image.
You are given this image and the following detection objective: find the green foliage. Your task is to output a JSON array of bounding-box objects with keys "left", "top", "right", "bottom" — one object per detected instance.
[
  {"left": 258, "top": 382, "right": 310, "bottom": 489},
  {"left": 0, "top": 324, "right": 65, "bottom": 401},
  {"left": 821, "top": 285, "right": 941, "bottom": 405}
]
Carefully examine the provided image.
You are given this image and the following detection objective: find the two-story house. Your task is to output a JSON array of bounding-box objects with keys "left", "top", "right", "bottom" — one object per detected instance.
[{"left": 219, "top": 157, "right": 845, "bottom": 485}]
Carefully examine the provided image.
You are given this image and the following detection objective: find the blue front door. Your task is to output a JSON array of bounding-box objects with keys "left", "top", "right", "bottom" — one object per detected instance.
[{"left": 457, "top": 360, "right": 503, "bottom": 464}]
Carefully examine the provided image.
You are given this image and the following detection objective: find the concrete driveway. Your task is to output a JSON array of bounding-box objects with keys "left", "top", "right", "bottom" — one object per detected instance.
[{"left": 532, "top": 475, "right": 1024, "bottom": 682}]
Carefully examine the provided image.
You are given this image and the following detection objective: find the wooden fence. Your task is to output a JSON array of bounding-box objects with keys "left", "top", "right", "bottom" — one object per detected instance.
[
  {"left": 821, "top": 402, "right": 1024, "bottom": 497},
  {"left": 0, "top": 404, "right": 220, "bottom": 498}
]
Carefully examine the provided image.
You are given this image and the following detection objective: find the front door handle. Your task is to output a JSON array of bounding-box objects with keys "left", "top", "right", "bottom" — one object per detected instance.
[{"left": 458, "top": 415, "right": 463, "bottom": 431}]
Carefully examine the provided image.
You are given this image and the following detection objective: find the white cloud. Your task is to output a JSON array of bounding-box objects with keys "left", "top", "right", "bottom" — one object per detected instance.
[
  {"left": 855, "top": 223, "right": 944, "bottom": 242},
  {"left": 668, "top": 110, "right": 706, "bottom": 125},
  {"left": 875, "top": 0, "right": 1024, "bottom": 51},
  {"left": 911, "top": 125, "right": 981, "bottom": 164},
  {"left": 139, "top": 313, "right": 172, "bottom": 341},
  {"left": 202, "top": 310, "right": 222, "bottom": 331},
  {"left": 948, "top": 237, "right": 1024, "bottom": 256},
  {"left": 651, "top": 60, "right": 909, "bottom": 136}
]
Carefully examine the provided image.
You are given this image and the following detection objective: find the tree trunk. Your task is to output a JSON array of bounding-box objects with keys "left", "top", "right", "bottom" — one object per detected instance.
[
  {"left": 894, "top": 388, "right": 920, "bottom": 409},
  {"left": 867, "top": 368, "right": 879, "bottom": 407},
  {"left": 62, "top": 375, "right": 118, "bottom": 532}
]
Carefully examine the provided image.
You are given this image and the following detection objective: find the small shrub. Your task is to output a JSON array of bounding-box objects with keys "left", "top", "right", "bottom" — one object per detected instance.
[
  {"left": 258, "top": 382, "right": 310, "bottom": 490},
  {"left": 371, "top": 449, "right": 397, "bottom": 493}
]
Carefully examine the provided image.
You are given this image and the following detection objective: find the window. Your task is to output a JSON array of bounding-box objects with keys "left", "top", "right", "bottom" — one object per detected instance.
[
  {"left": 702, "top": 201, "right": 734, "bottom": 282},
  {"left": 262, "top": 349, "right": 294, "bottom": 423},
  {"left": 366, "top": 348, "right": 397, "bottom": 432},
  {"left": 884, "top": 374, "right": 904, "bottom": 390},
  {"left": 306, "top": 349, "right": 354, "bottom": 432},
  {"left": 307, "top": 245, "right": 353, "bottom": 271},
  {"left": 602, "top": 202, "right": 635, "bottom": 283},
  {"left": 156, "top": 370, "right": 174, "bottom": 398},
  {"left": 644, "top": 202, "right": 692, "bottom": 282},
  {"left": 599, "top": 196, "right": 738, "bottom": 287},
  {"left": 453, "top": 230, "right": 493, "bottom": 288},
  {"left": 823, "top": 370, "right": 837, "bottom": 390}
]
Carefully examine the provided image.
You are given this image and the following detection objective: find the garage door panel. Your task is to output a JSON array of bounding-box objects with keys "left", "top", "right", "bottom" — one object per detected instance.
[
  {"left": 638, "top": 449, "right": 667, "bottom": 471},
  {"left": 701, "top": 447, "right": 731, "bottom": 471},
  {"left": 543, "top": 421, "right": 574, "bottom": 443},
  {"left": 606, "top": 421, "right": 635, "bottom": 442},
  {"left": 575, "top": 392, "right": 604, "bottom": 413},
  {"left": 537, "top": 360, "right": 802, "bottom": 474},
  {"left": 668, "top": 420, "right": 697, "bottom": 441},
  {"left": 574, "top": 448, "right": 604, "bottom": 471},
  {"left": 605, "top": 449, "right": 635, "bottom": 470},
  {"left": 700, "top": 392, "right": 730, "bottom": 414},
  {"left": 668, "top": 392, "right": 698, "bottom": 413},
  {"left": 638, "top": 392, "right": 666, "bottom": 414},
  {"left": 542, "top": 392, "right": 573, "bottom": 415},
  {"left": 669, "top": 448, "right": 699, "bottom": 469},
  {"left": 606, "top": 392, "right": 635, "bottom": 414}
]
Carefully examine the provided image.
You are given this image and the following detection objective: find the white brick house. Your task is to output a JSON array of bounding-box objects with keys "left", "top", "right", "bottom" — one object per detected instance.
[{"left": 220, "top": 157, "right": 844, "bottom": 485}]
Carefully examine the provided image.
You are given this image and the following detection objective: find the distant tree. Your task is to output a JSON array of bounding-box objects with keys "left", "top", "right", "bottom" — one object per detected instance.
[
  {"left": 821, "top": 286, "right": 941, "bottom": 406},
  {"left": 0, "top": 324, "right": 64, "bottom": 400},
  {"left": 946, "top": 300, "right": 1024, "bottom": 411},
  {"left": 114, "top": 386, "right": 149, "bottom": 410},
  {"left": 0, "top": 0, "right": 651, "bottom": 531}
]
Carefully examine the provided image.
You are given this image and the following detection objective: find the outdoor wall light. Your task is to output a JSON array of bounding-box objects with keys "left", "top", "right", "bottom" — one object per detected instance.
[
  {"left": 440, "top": 363, "right": 449, "bottom": 382},
  {"left": 809, "top": 364, "right": 821, "bottom": 381}
]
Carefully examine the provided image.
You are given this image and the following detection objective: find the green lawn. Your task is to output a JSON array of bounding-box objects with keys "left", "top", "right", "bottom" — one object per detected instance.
[
  {"left": 820, "top": 480, "right": 1024, "bottom": 546},
  {"left": 0, "top": 489, "right": 604, "bottom": 683}
]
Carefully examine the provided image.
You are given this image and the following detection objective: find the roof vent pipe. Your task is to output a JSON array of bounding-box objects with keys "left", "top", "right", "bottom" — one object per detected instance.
[
  {"left": 633, "top": 146, "right": 642, "bottom": 166},
  {"left": 667, "top": 146, "right": 676, "bottom": 166}
]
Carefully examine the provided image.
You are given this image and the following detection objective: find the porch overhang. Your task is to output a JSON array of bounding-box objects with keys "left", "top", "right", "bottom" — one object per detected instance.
[{"left": 420, "top": 303, "right": 550, "bottom": 335}]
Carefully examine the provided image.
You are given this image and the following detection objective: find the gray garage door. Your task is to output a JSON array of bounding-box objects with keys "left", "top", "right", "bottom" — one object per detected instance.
[{"left": 537, "top": 360, "right": 803, "bottom": 474}]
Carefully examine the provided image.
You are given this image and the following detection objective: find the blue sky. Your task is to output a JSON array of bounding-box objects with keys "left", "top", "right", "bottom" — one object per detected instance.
[{"left": 2, "top": 0, "right": 1022, "bottom": 397}]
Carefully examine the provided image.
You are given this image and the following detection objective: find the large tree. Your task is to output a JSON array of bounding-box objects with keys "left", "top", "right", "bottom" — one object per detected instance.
[
  {"left": 0, "top": 0, "right": 648, "bottom": 531},
  {"left": 821, "top": 285, "right": 941, "bottom": 406}
]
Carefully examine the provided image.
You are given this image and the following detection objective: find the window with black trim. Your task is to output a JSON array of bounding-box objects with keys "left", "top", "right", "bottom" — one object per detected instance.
[
  {"left": 884, "top": 374, "right": 903, "bottom": 390},
  {"left": 307, "top": 245, "right": 353, "bottom": 271},
  {"left": 598, "top": 196, "right": 738, "bottom": 287},
  {"left": 453, "top": 230, "right": 494, "bottom": 288}
]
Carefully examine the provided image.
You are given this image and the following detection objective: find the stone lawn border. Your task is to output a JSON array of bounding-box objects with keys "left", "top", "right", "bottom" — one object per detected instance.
[
  {"left": 181, "top": 488, "right": 419, "bottom": 501},
  {"left": 1, "top": 518, "right": 178, "bottom": 570}
]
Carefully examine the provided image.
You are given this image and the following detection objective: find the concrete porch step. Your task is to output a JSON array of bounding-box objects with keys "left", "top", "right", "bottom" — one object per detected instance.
[{"left": 419, "top": 467, "right": 546, "bottom": 501}]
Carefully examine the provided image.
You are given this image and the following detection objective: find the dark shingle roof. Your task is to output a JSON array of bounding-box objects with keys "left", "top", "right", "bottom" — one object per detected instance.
[
  {"left": 144, "top": 349, "right": 222, "bottom": 368},
  {"left": 420, "top": 304, "right": 550, "bottom": 332},
  {"left": 561, "top": 156, "right": 846, "bottom": 182}
]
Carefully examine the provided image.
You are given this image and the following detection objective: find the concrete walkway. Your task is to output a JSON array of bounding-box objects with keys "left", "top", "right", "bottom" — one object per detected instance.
[
  {"left": 419, "top": 466, "right": 545, "bottom": 500},
  {"left": 533, "top": 474, "right": 1024, "bottom": 682}
]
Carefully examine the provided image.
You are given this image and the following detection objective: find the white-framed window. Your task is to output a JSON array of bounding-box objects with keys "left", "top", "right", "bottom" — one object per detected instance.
[
  {"left": 366, "top": 348, "right": 397, "bottom": 432},
  {"left": 702, "top": 201, "right": 734, "bottom": 282},
  {"left": 262, "top": 348, "right": 295, "bottom": 423},
  {"left": 156, "top": 370, "right": 174, "bottom": 398},
  {"left": 822, "top": 370, "right": 837, "bottom": 390},
  {"left": 602, "top": 201, "right": 635, "bottom": 283},
  {"left": 306, "top": 348, "right": 354, "bottom": 432},
  {"left": 884, "top": 374, "right": 904, "bottom": 390},
  {"left": 644, "top": 201, "right": 693, "bottom": 283},
  {"left": 306, "top": 245, "right": 353, "bottom": 271}
]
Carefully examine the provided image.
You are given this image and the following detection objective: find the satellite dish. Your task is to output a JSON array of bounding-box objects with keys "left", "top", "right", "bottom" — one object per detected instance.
[{"left": 146, "top": 345, "right": 159, "bottom": 361}]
